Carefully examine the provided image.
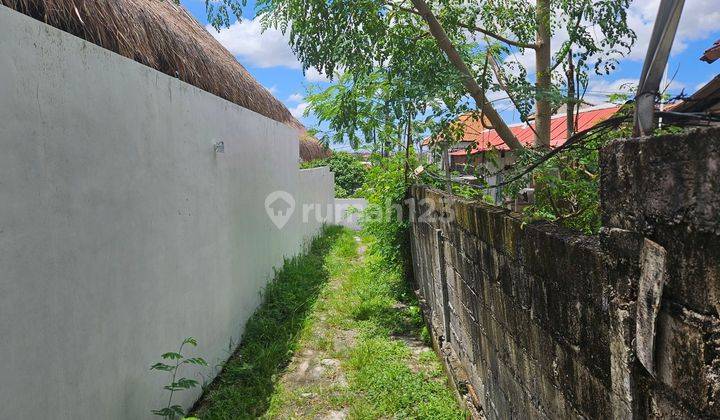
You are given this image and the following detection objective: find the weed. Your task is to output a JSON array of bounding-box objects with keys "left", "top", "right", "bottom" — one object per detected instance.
[{"left": 150, "top": 337, "right": 208, "bottom": 419}]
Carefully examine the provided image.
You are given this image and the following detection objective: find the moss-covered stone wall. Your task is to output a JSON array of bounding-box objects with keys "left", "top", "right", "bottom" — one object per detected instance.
[{"left": 409, "top": 127, "right": 720, "bottom": 418}]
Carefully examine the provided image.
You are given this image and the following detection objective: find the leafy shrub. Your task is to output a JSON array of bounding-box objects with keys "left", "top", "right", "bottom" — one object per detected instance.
[
  {"left": 358, "top": 154, "right": 412, "bottom": 263},
  {"left": 419, "top": 164, "right": 492, "bottom": 202},
  {"left": 190, "top": 227, "right": 344, "bottom": 418},
  {"left": 357, "top": 152, "right": 484, "bottom": 262},
  {"left": 301, "top": 152, "right": 367, "bottom": 198}
]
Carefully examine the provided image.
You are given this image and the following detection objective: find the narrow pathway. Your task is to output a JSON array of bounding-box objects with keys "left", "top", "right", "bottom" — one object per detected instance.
[
  {"left": 192, "top": 227, "right": 463, "bottom": 419},
  {"left": 262, "top": 231, "right": 463, "bottom": 419}
]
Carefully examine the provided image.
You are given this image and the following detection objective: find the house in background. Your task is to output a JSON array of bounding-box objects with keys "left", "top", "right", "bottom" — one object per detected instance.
[
  {"left": 420, "top": 113, "right": 492, "bottom": 161},
  {"left": 701, "top": 40, "right": 720, "bottom": 64},
  {"left": 421, "top": 104, "right": 620, "bottom": 203}
]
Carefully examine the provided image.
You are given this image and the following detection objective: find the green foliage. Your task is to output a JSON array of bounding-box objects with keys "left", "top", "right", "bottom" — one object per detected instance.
[
  {"left": 506, "top": 144, "right": 608, "bottom": 235},
  {"left": 254, "top": 0, "right": 635, "bottom": 144},
  {"left": 192, "top": 227, "right": 462, "bottom": 418},
  {"left": 150, "top": 337, "right": 208, "bottom": 419},
  {"left": 306, "top": 72, "right": 396, "bottom": 150},
  {"left": 308, "top": 229, "right": 461, "bottom": 418},
  {"left": 347, "top": 337, "right": 463, "bottom": 419},
  {"left": 196, "top": 0, "right": 636, "bottom": 159},
  {"left": 339, "top": 232, "right": 463, "bottom": 418},
  {"left": 304, "top": 62, "right": 465, "bottom": 155},
  {"left": 169, "top": 0, "right": 242, "bottom": 30},
  {"left": 358, "top": 154, "right": 413, "bottom": 263},
  {"left": 504, "top": 108, "right": 686, "bottom": 235},
  {"left": 450, "top": 182, "right": 491, "bottom": 201},
  {"left": 256, "top": 0, "right": 634, "bottom": 88},
  {"left": 358, "top": 151, "right": 489, "bottom": 262},
  {"left": 301, "top": 152, "right": 368, "bottom": 198},
  {"left": 474, "top": 0, "right": 636, "bottom": 119},
  {"left": 419, "top": 162, "right": 493, "bottom": 202}
]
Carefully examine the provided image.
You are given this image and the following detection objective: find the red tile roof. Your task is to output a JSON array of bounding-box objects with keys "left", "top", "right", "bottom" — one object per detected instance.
[
  {"left": 449, "top": 105, "right": 620, "bottom": 156},
  {"left": 421, "top": 113, "right": 492, "bottom": 146}
]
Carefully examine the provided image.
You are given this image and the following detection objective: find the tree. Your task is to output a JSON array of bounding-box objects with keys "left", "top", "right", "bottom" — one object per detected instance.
[
  {"left": 304, "top": 72, "right": 405, "bottom": 153},
  {"left": 303, "top": 63, "right": 465, "bottom": 149},
  {"left": 237, "top": 0, "right": 636, "bottom": 151}
]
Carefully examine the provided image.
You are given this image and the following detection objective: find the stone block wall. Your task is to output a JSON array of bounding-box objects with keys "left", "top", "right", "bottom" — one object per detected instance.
[
  {"left": 409, "top": 127, "right": 720, "bottom": 418},
  {"left": 601, "top": 128, "right": 720, "bottom": 418}
]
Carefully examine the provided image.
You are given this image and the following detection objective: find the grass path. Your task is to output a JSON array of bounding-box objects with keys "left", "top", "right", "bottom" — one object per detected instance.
[{"left": 191, "top": 226, "right": 464, "bottom": 419}]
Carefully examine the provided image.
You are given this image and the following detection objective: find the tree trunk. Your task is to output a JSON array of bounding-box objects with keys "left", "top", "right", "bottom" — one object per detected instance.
[
  {"left": 410, "top": 0, "right": 523, "bottom": 151},
  {"left": 566, "top": 48, "right": 575, "bottom": 139},
  {"left": 534, "top": 0, "right": 552, "bottom": 149}
]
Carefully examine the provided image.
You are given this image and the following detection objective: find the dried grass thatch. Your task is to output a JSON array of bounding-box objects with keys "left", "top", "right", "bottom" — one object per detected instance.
[
  {"left": 300, "top": 134, "right": 331, "bottom": 161},
  {"left": 2, "top": 0, "right": 329, "bottom": 161}
]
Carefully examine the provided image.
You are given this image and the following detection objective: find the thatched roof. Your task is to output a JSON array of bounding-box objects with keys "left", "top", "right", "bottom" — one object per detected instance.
[
  {"left": 2, "top": 0, "right": 329, "bottom": 161},
  {"left": 300, "top": 134, "right": 331, "bottom": 161}
]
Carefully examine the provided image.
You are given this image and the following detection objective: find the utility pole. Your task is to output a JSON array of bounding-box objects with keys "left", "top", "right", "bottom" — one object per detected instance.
[{"left": 634, "top": 0, "right": 685, "bottom": 137}]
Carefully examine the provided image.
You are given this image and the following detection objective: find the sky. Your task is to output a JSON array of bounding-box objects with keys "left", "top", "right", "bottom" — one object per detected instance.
[{"left": 181, "top": 0, "right": 720, "bottom": 151}]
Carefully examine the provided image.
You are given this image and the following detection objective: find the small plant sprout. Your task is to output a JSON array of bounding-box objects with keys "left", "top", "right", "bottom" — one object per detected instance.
[{"left": 150, "top": 337, "right": 208, "bottom": 419}]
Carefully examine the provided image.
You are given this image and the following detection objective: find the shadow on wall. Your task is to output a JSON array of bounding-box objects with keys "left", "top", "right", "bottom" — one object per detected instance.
[{"left": 190, "top": 226, "right": 345, "bottom": 418}]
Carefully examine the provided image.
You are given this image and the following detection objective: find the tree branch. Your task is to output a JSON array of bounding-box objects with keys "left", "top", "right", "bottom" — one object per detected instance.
[
  {"left": 485, "top": 44, "right": 538, "bottom": 138},
  {"left": 456, "top": 22, "right": 538, "bottom": 50},
  {"left": 550, "top": 42, "right": 572, "bottom": 72},
  {"left": 408, "top": 0, "right": 524, "bottom": 150},
  {"left": 549, "top": 10, "right": 584, "bottom": 71},
  {"left": 382, "top": 1, "right": 537, "bottom": 50}
]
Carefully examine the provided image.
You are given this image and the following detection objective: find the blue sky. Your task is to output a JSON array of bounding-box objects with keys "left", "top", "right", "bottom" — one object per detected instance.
[{"left": 181, "top": 0, "right": 720, "bottom": 151}]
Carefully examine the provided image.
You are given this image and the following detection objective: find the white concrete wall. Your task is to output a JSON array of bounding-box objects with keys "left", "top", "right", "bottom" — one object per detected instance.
[{"left": 0, "top": 7, "right": 333, "bottom": 419}]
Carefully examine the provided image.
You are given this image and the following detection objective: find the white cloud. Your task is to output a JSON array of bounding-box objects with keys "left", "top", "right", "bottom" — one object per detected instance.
[
  {"left": 206, "top": 17, "right": 342, "bottom": 84},
  {"left": 583, "top": 76, "right": 686, "bottom": 104},
  {"left": 286, "top": 93, "right": 304, "bottom": 103},
  {"left": 627, "top": 0, "right": 720, "bottom": 61},
  {"left": 289, "top": 102, "right": 310, "bottom": 118},
  {"left": 502, "top": 0, "right": 720, "bottom": 74},
  {"left": 206, "top": 17, "right": 301, "bottom": 69},
  {"left": 265, "top": 85, "right": 279, "bottom": 95},
  {"left": 583, "top": 78, "right": 639, "bottom": 103},
  {"left": 305, "top": 67, "right": 332, "bottom": 82}
]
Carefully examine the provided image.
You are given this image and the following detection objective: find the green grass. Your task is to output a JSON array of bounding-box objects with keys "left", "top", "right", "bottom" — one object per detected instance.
[
  {"left": 191, "top": 226, "right": 344, "bottom": 419},
  {"left": 191, "top": 226, "right": 463, "bottom": 419},
  {"left": 346, "top": 338, "right": 461, "bottom": 419},
  {"left": 330, "top": 238, "right": 463, "bottom": 419}
]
